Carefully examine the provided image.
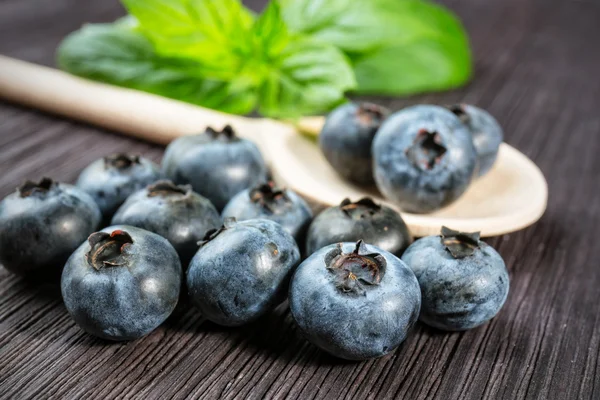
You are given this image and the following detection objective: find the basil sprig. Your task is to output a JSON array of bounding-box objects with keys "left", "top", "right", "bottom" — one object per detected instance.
[{"left": 58, "top": 0, "right": 471, "bottom": 117}]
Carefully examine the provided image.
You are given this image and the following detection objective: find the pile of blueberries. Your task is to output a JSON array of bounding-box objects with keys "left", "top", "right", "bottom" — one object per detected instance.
[
  {"left": 320, "top": 103, "right": 504, "bottom": 213},
  {"left": 0, "top": 103, "right": 509, "bottom": 361}
]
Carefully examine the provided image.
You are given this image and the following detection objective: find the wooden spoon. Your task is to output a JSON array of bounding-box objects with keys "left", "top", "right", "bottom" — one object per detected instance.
[{"left": 0, "top": 55, "right": 547, "bottom": 237}]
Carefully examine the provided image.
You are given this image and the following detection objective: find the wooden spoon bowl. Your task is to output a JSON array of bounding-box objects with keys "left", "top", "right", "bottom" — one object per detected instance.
[{"left": 266, "top": 117, "right": 547, "bottom": 236}]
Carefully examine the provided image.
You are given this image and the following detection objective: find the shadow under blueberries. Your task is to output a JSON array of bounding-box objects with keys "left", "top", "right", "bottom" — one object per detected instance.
[
  {"left": 165, "top": 294, "right": 417, "bottom": 366},
  {"left": 220, "top": 301, "right": 363, "bottom": 366},
  {"left": 163, "top": 299, "right": 310, "bottom": 363},
  {"left": 1, "top": 267, "right": 63, "bottom": 299}
]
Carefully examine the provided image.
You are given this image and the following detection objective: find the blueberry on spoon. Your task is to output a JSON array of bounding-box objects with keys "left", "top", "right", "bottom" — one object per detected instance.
[
  {"left": 319, "top": 102, "right": 389, "bottom": 185},
  {"left": 372, "top": 105, "right": 477, "bottom": 213},
  {"left": 447, "top": 104, "right": 504, "bottom": 177}
]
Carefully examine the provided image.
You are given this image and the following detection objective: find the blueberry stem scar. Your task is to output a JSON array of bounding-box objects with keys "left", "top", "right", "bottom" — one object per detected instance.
[
  {"left": 198, "top": 218, "right": 237, "bottom": 248},
  {"left": 18, "top": 177, "right": 55, "bottom": 198},
  {"left": 249, "top": 181, "right": 290, "bottom": 214},
  {"left": 104, "top": 153, "right": 141, "bottom": 170},
  {"left": 440, "top": 226, "right": 481, "bottom": 259},
  {"left": 205, "top": 125, "right": 238, "bottom": 142},
  {"left": 447, "top": 104, "right": 471, "bottom": 124},
  {"left": 355, "top": 103, "right": 388, "bottom": 126},
  {"left": 86, "top": 230, "right": 134, "bottom": 270},
  {"left": 340, "top": 197, "right": 381, "bottom": 219},
  {"left": 405, "top": 129, "right": 448, "bottom": 170},
  {"left": 325, "top": 240, "right": 387, "bottom": 296},
  {"left": 146, "top": 180, "right": 190, "bottom": 198}
]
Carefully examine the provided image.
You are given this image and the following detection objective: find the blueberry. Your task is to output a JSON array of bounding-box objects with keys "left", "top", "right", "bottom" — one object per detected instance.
[
  {"left": 76, "top": 153, "right": 161, "bottom": 220},
  {"left": 162, "top": 125, "right": 269, "bottom": 210},
  {"left": 187, "top": 218, "right": 300, "bottom": 326},
  {"left": 221, "top": 182, "right": 313, "bottom": 244},
  {"left": 305, "top": 197, "right": 412, "bottom": 257},
  {"left": 319, "top": 102, "right": 389, "bottom": 184},
  {"left": 401, "top": 227, "right": 509, "bottom": 331},
  {"left": 448, "top": 104, "right": 504, "bottom": 177},
  {"left": 0, "top": 178, "right": 101, "bottom": 279},
  {"left": 289, "top": 240, "right": 421, "bottom": 360},
  {"left": 61, "top": 226, "right": 182, "bottom": 340},
  {"left": 372, "top": 105, "right": 477, "bottom": 213},
  {"left": 111, "top": 180, "right": 220, "bottom": 266}
]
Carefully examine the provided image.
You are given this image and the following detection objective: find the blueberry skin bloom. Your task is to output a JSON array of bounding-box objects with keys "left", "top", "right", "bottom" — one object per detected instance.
[
  {"left": 306, "top": 197, "right": 412, "bottom": 257},
  {"left": 289, "top": 241, "right": 421, "bottom": 360},
  {"left": 162, "top": 125, "right": 268, "bottom": 210},
  {"left": 402, "top": 227, "right": 509, "bottom": 331},
  {"left": 61, "top": 226, "right": 182, "bottom": 341},
  {"left": 319, "top": 103, "right": 389, "bottom": 185},
  {"left": 372, "top": 105, "right": 477, "bottom": 213},
  {"left": 221, "top": 182, "right": 313, "bottom": 244},
  {"left": 0, "top": 178, "right": 101, "bottom": 278},
  {"left": 111, "top": 180, "right": 221, "bottom": 266},
  {"left": 187, "top": 219, "right": 300, "bottom": 327},
  {"left": 448, "top": 104, "right": 504, "bottom": 177},
  {"left": 76, "top": 153, "right": 161, "bottom": 219}
]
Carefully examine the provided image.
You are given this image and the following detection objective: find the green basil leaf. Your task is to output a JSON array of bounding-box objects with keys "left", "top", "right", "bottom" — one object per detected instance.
[
  {"left": 279, "top": 0, "right": 390, "bottom": 53},
  {"left": 351, "top": 37, "right": 471, "bottom": 95},
  {"left": 243, "top": 2, "right": 355, "bottom": 118},
  {"left": 57, "top": 24, "right": 257, "bottom": 114},
  {"left": 279, "top": 0, "right": 472, "bottom": 95},
  {"left": 121, "top": 0, "right": 255, "bottom": 75},
  {"left": 251, "top": 1, "right": 290, "bottom": 59},
  {"left": 258, "top": 38, "right": 356, "bottom": 118},
  {"left": 351, "top": 1, "right": 472, "bottom": 95}
]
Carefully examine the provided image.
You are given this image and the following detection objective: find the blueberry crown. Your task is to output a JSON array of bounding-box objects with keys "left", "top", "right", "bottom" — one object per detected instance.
[
  {"left": 198, "top": 218, "right": 236, "bottom": 248},
  {"left": 325, "top": 240, "right": 386, "bottom": 296},
  {"left": 205, "top": 125, "right": 238, "bottom": 142},
  {"left": 447, "top": 104, "right": 471, "bottom": 125},
  {"left": 355, "top": 103, "right": 388, "bottom": 129},
  {"left": 440, "top": 226, "right": 481, "bottom": 258},
  {"left": 405, "top": 129, "right": 447, "bottom": 171},
  {"left": 104, "top": 154, "right": 141, "bottom": 170},
  {"left": 18, "top": 177, "right": 55, "bottom": 198},
  {"left": 249, "top": 182, "right": 290, "bottom": 214},
  {"left": 340, "top": 197, "right": 381, "bottom": 219},
  {"left": 147, "top": 180, "right": 190, "bottom": 198},
  {"left": 86, "top": 230, "right": 134, "bottom": 270}
]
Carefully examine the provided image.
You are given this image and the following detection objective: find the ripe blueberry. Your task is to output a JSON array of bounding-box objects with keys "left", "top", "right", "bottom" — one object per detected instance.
[
  {"left": 161, "top": 125, "right": 268, "bottom": 210},
  {"left": 448, "top": 104, "right": 504, "bottom": 177},
  {"left": 111, "top": 180, "right": 221, "bottom": 266},
  {"left": 61, "top": 226, "right": 182, "bottom": 340},
  {"left": 221, "top": 182, "right": 313, "bottom": 244},
  {"left": 0, "top": 178, "right": 101, "bottom": 279},
  {"left": 289, "top": 240, "right": 421, "bottom": 360},
  {"left": 319, "top": 102, "right": 388, "bottom": 185},
  {"left": 402, "top": 227, "right": 509, "bottom": 331},
  {"left": 187, "top": 218, "right": 300, "bottom": 326},
  {"left": 306, "top": 197, "right": 412, "bottom": 257},
  {"left": 372, "top": 105, "right": 477, "bottom": 213},
  {"left": 76, "top": 153, "right": 161, "bottom": 220}
]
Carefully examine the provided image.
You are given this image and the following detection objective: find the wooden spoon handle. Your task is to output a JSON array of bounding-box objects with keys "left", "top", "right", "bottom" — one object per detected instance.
[{"left": 0, "top": 55, "right": 308, "bottom": 148}]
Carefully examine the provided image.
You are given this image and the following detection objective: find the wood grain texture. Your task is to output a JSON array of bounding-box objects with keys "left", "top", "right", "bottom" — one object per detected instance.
[{"left": 1, "top": 0, "right": 599, "bottom": 399}]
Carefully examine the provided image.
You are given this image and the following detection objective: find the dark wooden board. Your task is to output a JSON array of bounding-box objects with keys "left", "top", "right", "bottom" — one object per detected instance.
[{"left": 1, "top": 0, "right": 599, "bottom": 399}]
